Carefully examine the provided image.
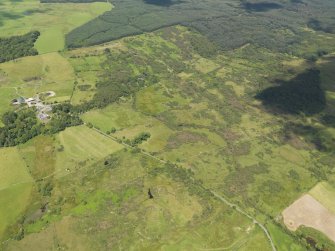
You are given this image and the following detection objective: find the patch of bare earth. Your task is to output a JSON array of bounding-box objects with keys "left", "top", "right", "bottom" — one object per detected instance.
[{"left": 282, "top": 194, "right": 335, "bottom": 242}]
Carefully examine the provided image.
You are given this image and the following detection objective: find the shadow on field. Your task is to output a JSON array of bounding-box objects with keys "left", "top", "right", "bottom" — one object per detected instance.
[
  {"left": 143, "top": 0, "right": 184, "bottom": 7},
  {"left": 283, "top": 122, "right": 335, "bottom": 153},
  {"left": 0, "top": 11, "right": 22, "bottom": 21},
  {"left": 258, "top": 59, "right": 335, "bottom": 153},
  {"left": 308, "top": 18, "right": 335, "bottom": 34},
  {"left": 256, "top": 68, "right": 326, "bottom": 115},
  {"left": 242, "top": 1, "right": 283, "bottom": 12}
]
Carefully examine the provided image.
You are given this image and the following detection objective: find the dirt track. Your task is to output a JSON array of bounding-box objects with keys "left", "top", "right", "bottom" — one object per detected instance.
[{"left": 283, "top": 194, "right": 335, "bottom": 242}]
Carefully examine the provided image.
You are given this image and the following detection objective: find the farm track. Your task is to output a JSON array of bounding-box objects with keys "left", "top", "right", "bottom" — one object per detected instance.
[{"left": 91, "top": 126, "right": 277, "bottom": 251}]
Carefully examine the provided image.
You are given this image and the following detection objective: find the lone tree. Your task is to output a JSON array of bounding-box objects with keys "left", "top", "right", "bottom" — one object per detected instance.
[{"left": 148, "top": 188, "right": 154, "bottom": 199}]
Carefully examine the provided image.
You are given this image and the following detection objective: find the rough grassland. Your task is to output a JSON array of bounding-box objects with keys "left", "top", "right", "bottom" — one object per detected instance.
[
  {"left": 4, "top": 149, "right": 271, "bottom": 250},
  {"left": 0, "top": 0, "right": 111, "bottom": 53},
  {"left": 18, "top": 135, "right": 56, "bottom": 180},
  {"left": 81, "top": 101, "right": 148, "bottom": 131}
]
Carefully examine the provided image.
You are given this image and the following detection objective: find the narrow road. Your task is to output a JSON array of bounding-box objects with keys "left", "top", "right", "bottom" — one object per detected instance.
[
  {"left": 211, "top": 191, "right": 277, "bottom": 251},
  {"left": 91, "top": 125, "right": 277, "bottom": 251}
]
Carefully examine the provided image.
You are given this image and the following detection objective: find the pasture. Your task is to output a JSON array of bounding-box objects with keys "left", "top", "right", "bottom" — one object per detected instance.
[
  {"left": 0, "top": 0, "right": 111, "bottom": 53},
  {"left": 0, "top": 183, "right": 33, "bottom": 238},
  {"left": 54, "top": 125, "right": 124, "bottom": 176},
  {"left": 0, "top": 52, "right": 76, "bottom": 115},
  {"left": 67, "top": 52, "right": 108, "bottom": 105},
  {"left": 0, "top": 147, "right": 32, "bottom": 189},
  {"left": 0, "top": 147, "right": 33, "bottom": 237}
]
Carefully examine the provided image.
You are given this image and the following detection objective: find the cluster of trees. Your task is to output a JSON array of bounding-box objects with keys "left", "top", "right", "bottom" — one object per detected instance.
[
  {"left": 0, "top": 104, "right": 82, "bottom": 147},
  {"left": 131, "top": 132, "right": 151, "bottom": 146},
  {"left": 0, "top": 110, "right": 42, "bottom": 147},
  {"left": 45, "top": 103, "right": 83, "bottom": 134},
  {"left": 0, "top": 31, "right": 40, "bottom": 63}
]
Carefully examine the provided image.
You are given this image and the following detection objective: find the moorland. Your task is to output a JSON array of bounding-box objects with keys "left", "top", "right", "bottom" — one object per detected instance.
[{"left": 0, "top": 0, "right": 335, "bottom": 250}]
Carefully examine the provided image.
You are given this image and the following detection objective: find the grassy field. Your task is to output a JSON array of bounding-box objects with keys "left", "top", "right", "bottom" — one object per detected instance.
[
  {"left": 0, "top": 147, "right": 33, "bottom": 237},
  {"left": 54, "top": 125, "right": 124, "bottom": 176},
  {"left": 67, "top": 52, "right": 107, "bottom": 105},
  {"left": 0, "top": 147, "right": 32, "bottom": 189},
  {"left": 0, "top": 183, "right": 33, "bottom": 238},
  {"left": 309, "top": 182, "right": 335, "bottom": 214},
  {"left": 0, "top": 0, "right": 111, "bottom": 54}
]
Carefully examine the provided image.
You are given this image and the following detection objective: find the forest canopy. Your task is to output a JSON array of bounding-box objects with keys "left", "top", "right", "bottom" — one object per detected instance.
[
  {"left": 0, "top": 31, "right": 40, "bottom": 63},
  {"left": 65, "top": 0, "right": 335, "bottom": 53}
]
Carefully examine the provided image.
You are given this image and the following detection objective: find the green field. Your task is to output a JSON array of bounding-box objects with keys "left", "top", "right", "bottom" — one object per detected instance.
[
  {"left": 0, "top": 147, "right": 33, "bottom": 237},
  {"left": 0, "top": 147, "right": 32, "bottom": 189},
  {"left": 54, "top": 125, "right": 124, "bottom": 176},
  {"left": 0, "top": 52, "right": 76, "bottom": 117},
  {"left": 0, "top": 183, "right": 33, "bottom": 238},
  {"left": 309, "top": 182, "right": 335, "bottom": 214},
  {"left": 0, "top": 0, "right": 111, "bottom": 54}
]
